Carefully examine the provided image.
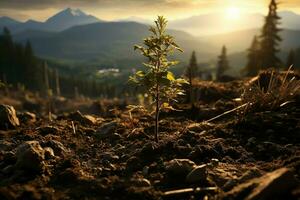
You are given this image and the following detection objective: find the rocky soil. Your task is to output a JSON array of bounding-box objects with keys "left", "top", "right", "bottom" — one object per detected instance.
[{"left": 0, "top": 74, "right": 299, "bottom": 200}]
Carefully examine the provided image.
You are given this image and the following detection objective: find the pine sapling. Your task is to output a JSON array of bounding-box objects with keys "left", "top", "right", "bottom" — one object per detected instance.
[{"left": 130, "top": 16, "right": 188, "bottom": 142}]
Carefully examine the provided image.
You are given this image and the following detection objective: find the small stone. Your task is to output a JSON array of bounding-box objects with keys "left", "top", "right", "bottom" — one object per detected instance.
[
  {"left": 68, "top": 111, "right": 97, "bottom": 125},
  {"left": 165, "top": 159, "right": 196, "bottom": 177},
  {"left": 15, "top": 141, "right": 45, "bottom": 173},
  {"left": 186, "top": 164, "right": 207, "bottom": 183},
  {"left": 133, "top": 178, "right": 151, "bottom": 187},
  {"left": 0, "top": 104, "right": 20, "bottom": 129},
  {"left": 101, "top": 152, "right": 119, "bottom": 162},
  {"left": 44, "top": 147, "right": 55, "bottom": 159},
  {"left": 37, "top": 126, "right": 59, "bottom": 136},
  {"left": 126, "top": 156, "right": 142, "bottom": 172},
  {"left": 18, "top": 112, "right": 36, "bottom": 124},
  {"left": 211, "top": 158, "right": 219, "bottom": 167},
  {"left": 95, "top": 121, "right": 118, "bottom": 139},
  {"left": 45, "top": 140, "right": 68, "bottom": 156}
]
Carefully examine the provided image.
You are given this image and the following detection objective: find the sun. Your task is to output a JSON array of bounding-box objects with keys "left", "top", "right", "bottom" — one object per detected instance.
[{"left": 226, "top": 7, "right": 241, "bottom": 20}]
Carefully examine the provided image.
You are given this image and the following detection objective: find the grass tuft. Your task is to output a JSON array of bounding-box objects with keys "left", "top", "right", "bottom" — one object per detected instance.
[{"left": 241, "top": 66, "right": 300, "bottom": 112}]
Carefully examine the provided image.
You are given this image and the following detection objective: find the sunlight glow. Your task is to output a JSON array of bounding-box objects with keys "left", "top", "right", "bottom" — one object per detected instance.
[{"left": 226, "top": 7, "right": 241, "bottom": 20}]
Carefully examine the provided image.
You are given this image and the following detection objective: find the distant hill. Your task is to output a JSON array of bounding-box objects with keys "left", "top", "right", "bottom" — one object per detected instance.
[
  {"left": 132, "top": 11, "right": 300, "bottom": 36},
  {"left": 0, "top": 16, "right": 21, "bottom": 27},
  {"left": 169, "top": 13, "right": 263, "bottom": 36},
  {"left": 0, "top": 8, "right": 101, "bottom": 33},
  {"left": 13, "top": 21, "right": 215, "bottom": 68},
  {"left": 202, "top": 28, "right": 300, "bottom": 53}
]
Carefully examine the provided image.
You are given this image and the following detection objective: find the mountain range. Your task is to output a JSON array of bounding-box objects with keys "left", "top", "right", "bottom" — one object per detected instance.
[
  {"left": 0, "top": 8, "right": 101, "bottom": 33},
  {"left": 12, "top": 22, "right": 214, "bottom": 68},
  {"left": 1, "top": 8, "right": 300, "bottom": 75},
  {"left": 170, "top": 11, "right": 300, "bottom": 36}
]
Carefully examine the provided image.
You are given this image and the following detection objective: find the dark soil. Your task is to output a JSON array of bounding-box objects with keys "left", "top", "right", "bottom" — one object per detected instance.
[{"left": 0, "top": 77, "right": 299, "bottom": 200}]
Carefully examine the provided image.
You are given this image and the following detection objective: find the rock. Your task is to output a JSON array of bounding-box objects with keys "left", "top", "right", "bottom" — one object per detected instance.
[
  {"left": 0, "top": 104, "right": 20, "bottom": 129},
  {"left": 101, "top": 152, "right": 119, "bottom": 162},
  {"left": 140, "top": 142, "right": 160, "bottom": 159},
  {"left": 45, "top": 140, "right": 68, "bottom": 156},
  {"left": 15, "top": 141, "right": 45, "bottom": 173},
  {"left": 132, "top": 178, "right": 151, "bottom": 187},
  {"left": 165, "top": 159, "right": 196, "bottom": 177},
  {"left": 186, "top": 164, "right": 207, "bottom": 183},
  {"left": 68, "top": 111, "right": 97, "bottom": 125},
  {"left": 126, "top": 156, "right": 142, "bottom": 172},
  {"left": 44, "top": 147, "right": 55, "bottom": 159},
  {"left": 18, "top": 112, "right": 36, "bottom": 124},
  {"left": 37, "top": 126, "right": 59, "bottom": 136},
  {"left": 224, "top": 168, "right": 297, "bottom": 200},
  {"left": 95, "top": 121, "right": 118, "bottom": 139},
  {"left": 211, "top": 158, "right": 219, "bottom": 167}
]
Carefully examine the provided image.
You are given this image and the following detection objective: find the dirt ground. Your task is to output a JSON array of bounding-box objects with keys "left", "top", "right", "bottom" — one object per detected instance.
[{"left": 0, "top": 74, "right": 299, "bottom": 200}]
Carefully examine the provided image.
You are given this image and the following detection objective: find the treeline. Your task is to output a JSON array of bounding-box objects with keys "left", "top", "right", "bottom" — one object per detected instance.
[
  {"left": 186, "top": 0, "right": 298, "bottom": 82},
  {"left": 0, "top": 27, "right": 117, "bottom": 98}
]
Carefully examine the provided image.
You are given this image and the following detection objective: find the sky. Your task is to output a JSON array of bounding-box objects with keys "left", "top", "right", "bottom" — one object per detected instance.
[{"left": 0, "top": 0, "right": 300, "bottom": 22}]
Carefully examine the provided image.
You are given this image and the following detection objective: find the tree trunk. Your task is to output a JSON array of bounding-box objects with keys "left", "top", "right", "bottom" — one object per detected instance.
[
  {"left": 189, "top": 75, "right": 193, "bottom": 107},
  {"left": 155, "top": 84, "right": 159, "bottom": 143}
]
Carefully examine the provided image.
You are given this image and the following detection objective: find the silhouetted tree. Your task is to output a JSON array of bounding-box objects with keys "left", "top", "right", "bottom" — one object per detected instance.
[
  {"left": 286, "top": 49, "right": 295, "bottom": 68},
  {"left": 0, "top": 27, "right": 14, "bottom": 82},
  {"left": 243, "top": 36, "right": 261, "bottom": 76},
  {"left": 216, "top": 45, "right": 230, "bottom": 81},
  {"left": 259, "top": 0, "right": 282, "bottom": 69},
  {"left": 185, "top": 51, "right": 198, "bottom": 105}
]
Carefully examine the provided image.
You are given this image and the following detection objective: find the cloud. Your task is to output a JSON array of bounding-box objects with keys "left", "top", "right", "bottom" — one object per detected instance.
[
  {"left": 0, "top": 0, "right": 195, "bottom": 10},
  {"left": 0, "top": 0, "right": 299, "bottom": 21}
]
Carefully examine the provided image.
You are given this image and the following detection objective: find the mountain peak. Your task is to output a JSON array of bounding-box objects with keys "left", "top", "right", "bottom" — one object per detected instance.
[
  {"left": 63, "top": 8, "right": 86, "bottom": 16},
  {"left": 42, "top": 8, "right": 100, "bottom": 31},
  {"left": 47, "top": 8, "right": 87, "bottom": 21}
]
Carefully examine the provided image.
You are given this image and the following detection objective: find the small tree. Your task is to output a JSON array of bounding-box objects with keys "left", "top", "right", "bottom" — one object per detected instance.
[
  {"left": 216, "top": 45, "right": 230, "bottom": 81},
  {"left": 130, "top": 16, "right": 188, "bottom": 142},
  {"left": 243, "top": 36, "right": 261, "bottom": 77},
  {"left": 185, "top": 51, "right": 198, "bottom": 106}
]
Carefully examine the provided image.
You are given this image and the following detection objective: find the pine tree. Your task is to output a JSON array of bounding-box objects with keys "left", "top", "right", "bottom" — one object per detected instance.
[
  {"left": 24, "top": 40, "right": 35, "bottom": 89},
  {"left": 259, "top": 0, "right": 282, "bottom": 69},
  {"left": 286, "top": 49, "right": 295, "bottom": 68},
  {"left": 243, "top": 36, "right": 261, "bottom": 76},
  {"left": 185, "top": 51, "right": 198, "bottom": 105},
  {"left": 216, "top": 45, "right": 230, "bottom": 81},
  {"left": 0, "top": 28, "right": 14, "bottom": 83}
]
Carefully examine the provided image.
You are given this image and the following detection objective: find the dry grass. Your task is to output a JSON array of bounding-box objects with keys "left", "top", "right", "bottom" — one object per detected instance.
[{"left": 241, "top": 66, "right": 300, "bottom": 112}]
